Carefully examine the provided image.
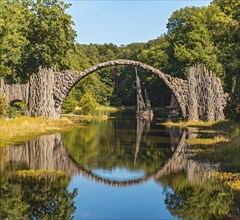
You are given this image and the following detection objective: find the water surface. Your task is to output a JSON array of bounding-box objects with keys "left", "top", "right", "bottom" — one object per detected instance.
[{"left": 0, "top": 114, "right": 237, "bottom": 219}]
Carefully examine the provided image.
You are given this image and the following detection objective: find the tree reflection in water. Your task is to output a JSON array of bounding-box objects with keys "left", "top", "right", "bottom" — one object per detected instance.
[
  {"left": 158, "top": 171, "right": 237, "bottom": 220},
  {"left": 62, "top": 118, "right": 174, "bottom": 175},
  {"left": 0, "top": 171, "right": 77, "bottom": 220}
]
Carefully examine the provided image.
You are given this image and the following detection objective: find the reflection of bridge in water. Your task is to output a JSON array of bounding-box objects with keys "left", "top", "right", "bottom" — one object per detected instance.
[{"left": 6, "top": 128, "right": 217, "bottom": 187}]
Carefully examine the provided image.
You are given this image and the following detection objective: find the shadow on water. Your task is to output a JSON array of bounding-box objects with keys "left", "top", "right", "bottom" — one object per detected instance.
[{"left": 0, "top": 114, "right": 239, "bottom": 219}]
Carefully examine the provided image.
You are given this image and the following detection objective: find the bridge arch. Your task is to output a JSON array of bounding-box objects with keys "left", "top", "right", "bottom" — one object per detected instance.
[
  {"left": 1, "top": 60, "right": 226, "bottom": 120},
  {"left": 54, "top": 59, "right": 188, "bottom": 118}
]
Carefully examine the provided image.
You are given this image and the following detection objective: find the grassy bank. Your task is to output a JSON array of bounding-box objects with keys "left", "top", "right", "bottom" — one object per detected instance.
[
  {"left": 161, "top": 120, "right": 240, "bottom": 183},
  {"left": 61, "top": 114, "right": 109, "bottom": 122},
  {"left": 161, "top": 120, "right": 239, "bottom": 133},
  {"left": 72, "top": 105, "right": 120, "bottom": 116},
  {"left": 0, "top": 117, "right": 80, "bottom": 147},
  {"left": 61, "top": 105, "right": 122, "bottom": 121},
  {"left": 160, "top": 120, "right": 218, "bottom": 128}
]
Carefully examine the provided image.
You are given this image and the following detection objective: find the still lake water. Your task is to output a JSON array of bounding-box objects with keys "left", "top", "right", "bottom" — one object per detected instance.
[{"left": 0, "top": 113, "right": 237, "bottom": 219}]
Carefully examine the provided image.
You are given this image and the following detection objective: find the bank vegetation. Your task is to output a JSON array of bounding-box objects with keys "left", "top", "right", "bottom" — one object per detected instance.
[{"left": 0, "top": 117, "right": 79, "bottom": 147}]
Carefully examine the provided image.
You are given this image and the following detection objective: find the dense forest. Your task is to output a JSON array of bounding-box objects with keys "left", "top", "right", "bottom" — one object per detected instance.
[{"left": 0, "top": 0, "right": 239, "bottom": 120}]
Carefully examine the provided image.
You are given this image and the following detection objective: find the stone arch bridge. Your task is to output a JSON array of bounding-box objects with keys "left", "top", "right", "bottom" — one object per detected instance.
[{"left": 0, "top": 59, "right": 226, "bottom": 121}]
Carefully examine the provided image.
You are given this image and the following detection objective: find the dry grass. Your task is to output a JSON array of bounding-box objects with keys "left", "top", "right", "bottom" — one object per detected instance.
[
  {"left": 95, "top": 105, "right": 119, "bottom": 112},
  {"left": 0, "top": 117, "right": 79, "bottom": 147},
  {"left": 161, "top": 120, "right": 218, "bottom": 128},
  {"left": 61, "top": 114, "right": 109, "bottom": 122},
  {"left": 185, "top": 136, "right": 229, "bottom": 145},
  {"left": 73, "top": 105, "right": 120, "bottom": 116}
]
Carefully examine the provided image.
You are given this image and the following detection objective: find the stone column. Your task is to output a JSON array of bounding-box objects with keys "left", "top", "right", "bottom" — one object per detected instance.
[
  {"left": 29, "top": 67, "right": 59, "bottom": 118},
  {"left": 188, "top": 66, "right": 199, "bottom": 121},
  {"left": 187, "top": 65, "right": 225, "bottom": 121}
]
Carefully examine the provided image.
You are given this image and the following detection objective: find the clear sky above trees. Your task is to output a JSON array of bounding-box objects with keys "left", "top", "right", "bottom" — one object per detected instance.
[{"left": 66, "top": 0, "right": 212, "bottom": 45}]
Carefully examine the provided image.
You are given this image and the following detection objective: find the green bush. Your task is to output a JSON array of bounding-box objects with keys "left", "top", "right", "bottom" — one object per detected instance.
[
  {"left": 8, "top": 101, "right": 28, "bottom": 118},
  {"left": 79, "top": 93, "right": 98, "bottom": 115},
  {"left": 8, "top": 106, "right": 20, "bottom": 118},
  {"left": 0, "top": 95, "right": 9, "bottom": 117},
  {"left": 62, "top": 92, "right": 78, "bottom": 114}
]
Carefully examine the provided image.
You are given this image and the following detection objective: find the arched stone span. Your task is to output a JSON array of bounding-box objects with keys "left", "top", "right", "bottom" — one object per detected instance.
[
  {"left": 53, "top": 59, "right": 189, "bottom": 118},
  {"left": 0, "top": 60, "right": 226, "bottom": 121},
  {"left": 9, "top": 99, "right": 25, "bottom": 106}
]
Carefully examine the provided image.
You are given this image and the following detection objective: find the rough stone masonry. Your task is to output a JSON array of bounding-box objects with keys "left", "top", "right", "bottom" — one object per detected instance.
[{"left": 0, "top": 59, "right": 226, "bottom": 121}]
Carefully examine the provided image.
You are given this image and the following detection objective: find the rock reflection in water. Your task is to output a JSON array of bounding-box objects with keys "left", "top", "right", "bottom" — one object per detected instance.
[{"left": 6, "top": 125, "right": 218, "bottom": 187}]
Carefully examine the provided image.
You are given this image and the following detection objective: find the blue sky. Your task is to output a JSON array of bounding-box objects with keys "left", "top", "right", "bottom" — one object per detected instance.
[{"left": 66, "top": 0, "right": 212, "bottom": 45}]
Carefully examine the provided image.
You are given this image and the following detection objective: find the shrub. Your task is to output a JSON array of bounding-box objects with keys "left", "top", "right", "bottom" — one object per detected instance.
[
  {"left": 9, "top": 101, "right": 28, "bottom": 118},
  {"left": 0, "top": 95, "right": 9, "bottom": 117},
  {"left": 79, "top": 93, "right": 98, "bottom": 115},
  {"left": 8, "top": 106, "right": 20, "bottom": 118},
  {"left": 62, "top": 94, "right": 78, "bottom": 114}
]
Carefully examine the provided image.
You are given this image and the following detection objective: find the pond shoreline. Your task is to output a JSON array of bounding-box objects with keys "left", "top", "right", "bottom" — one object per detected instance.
[
  {"left": 0, "top": 111, "right": 121, "bottom": 147},
  {"left": 0, "top": 116, "right": 80, "bottom": 147}
]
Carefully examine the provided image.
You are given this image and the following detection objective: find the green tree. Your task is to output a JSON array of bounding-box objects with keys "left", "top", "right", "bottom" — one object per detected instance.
[
  {"left": 212, "top": 0, "right": 240, "bottom": 120},
  {"left": 138, "top": 35, "right": 170, "bottom": 72},
  {"left": 159, "top": 172, "right": 235, "bottom": 220},
  {"left": 0, "top": 182, "right": 30, "bottom": 219},
  {"left": 0, "top": 0, "right": 30, "bottom": 82},
  {"left": 0, "top": 177, "right": 77, "bottom": 219},
  {"left": 18, "top": 0, "right": 76, "bottom": 81},
  {"left": 79, "top": 93, "right": 98, "bottom": 115},
  {"left": 61, "top": 89, "right": 78, "bottom": 113},
  {"left": 166, "top": 5, "right": 233, "bottom": 77}
]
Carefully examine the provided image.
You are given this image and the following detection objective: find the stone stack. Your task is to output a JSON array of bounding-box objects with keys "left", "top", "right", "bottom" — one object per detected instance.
[
  {"left": 29, "top": 67, "right": 58, "bottom": 118},
  {"left": 187, "top": 65, "right": 226, "bottom": 121}
]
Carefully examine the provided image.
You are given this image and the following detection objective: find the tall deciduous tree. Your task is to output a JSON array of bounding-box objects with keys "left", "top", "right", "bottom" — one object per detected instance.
[
  {"left": 0, "top": 0, "right": 30, "bottom": 82},
  {"left": 166, "top": 5, "right": 233, "bottom": 77},
  {"left": 18, "top": 0, "right": 76, "bottom": 81},
  {"left": 213, "top": 0, "right": 240, "bottom": 120}
]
